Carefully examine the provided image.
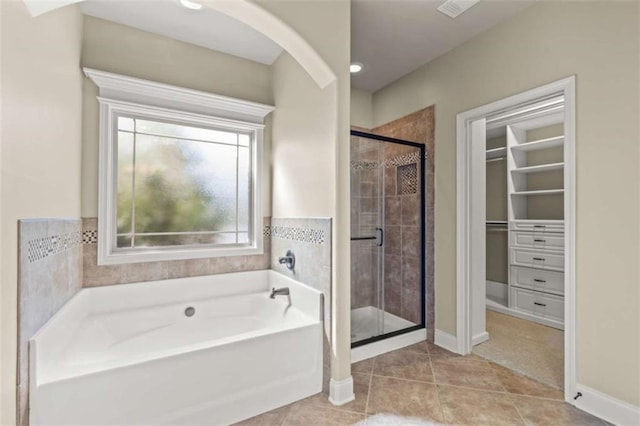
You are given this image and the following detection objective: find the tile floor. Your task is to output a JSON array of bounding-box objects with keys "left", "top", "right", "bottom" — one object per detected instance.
[
  {"left": 474, "top": 311, "right": 564, "bottom": 389},
  {"left": 238, "top": 341, "right": 606, "bottom": 425}
]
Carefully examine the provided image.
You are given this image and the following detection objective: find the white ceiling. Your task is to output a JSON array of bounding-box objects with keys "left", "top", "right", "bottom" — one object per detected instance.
[
  {"left": 351, "top": 0, "right": 535, "bottom": 92},
  {"left": 80, "top": 0, "right": 283, "bottom": 65},
  {"left": 81, "top": 0, "right": 535, "bottom": 93}
]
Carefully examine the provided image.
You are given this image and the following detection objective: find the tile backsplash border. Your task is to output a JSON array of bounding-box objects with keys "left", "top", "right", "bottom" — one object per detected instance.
[{"left": 81, "top": 217, "right": 272, "bottom": 287}]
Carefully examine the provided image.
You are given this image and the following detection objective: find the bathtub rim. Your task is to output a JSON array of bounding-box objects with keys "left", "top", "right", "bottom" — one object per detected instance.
[{"left": 30, "top": 269, "right": 323, "bottom": 387}]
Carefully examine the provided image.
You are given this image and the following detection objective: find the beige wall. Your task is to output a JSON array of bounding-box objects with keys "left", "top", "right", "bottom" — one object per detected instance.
[
  {"left": 351, "top": 88, "right": 373, "bottom": 129},
  {"left": 260, "top": 0, "right": 351, "bottom": 381},
  {"left": 81, "top": 16, "right": 274, "bottom": 218},
  {"left": 0, "top": 3, "right": 84, "bottom": 423},
  {"left": 271, "top": 51, "right": 335, "bottom": 218},
  {"left": 372, "top": 1, "right": 640, "bottom": 405}
]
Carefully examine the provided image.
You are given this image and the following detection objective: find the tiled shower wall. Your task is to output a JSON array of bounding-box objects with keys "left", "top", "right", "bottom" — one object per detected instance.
[
  {"left": 350, "top": 137, "right": 381, "bottom": 310},
  {"left": 81, "top": 217, "right": 271, "bottom": 286},
  {"left": 17, "top": 219, "right": 84, "bottom": 426},
  {"left": 381, "top": 145, "right": 423, "bottom": 325},
  {"left": 352, "top": 105, "right": 436, "bottom": 341},
  {"left": 350, "top": 140, "right": 423, "bottom": 325}
]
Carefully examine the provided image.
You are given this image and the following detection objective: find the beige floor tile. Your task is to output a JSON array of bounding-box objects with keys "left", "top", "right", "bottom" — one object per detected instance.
[
  {"left": 431, "top": 355, "right": 505, "bottom": 391},
  {"left": 367, "top": 375, "right": 444, "bottom": 423},
  {"left": 426, "top": 342, "right": 460, "bottom": 358},
  {"left": 364, "top": 413, "right": 445, "bottom": 425},
  {"left": 402, "top": 341, "right": 429, "bottom": 355},
  {"left": 438, "top": 385, "right": 524, "bottom": 425},
  {"left": 373, "top": 348, "right": 434, "bottom": 382},
  {"left": 352, "top": 358, "right": 375, "bottom": 375},
  {"left": 512, "top": 395, "right": 607, "bottom": 425},
  {"left": 282, "top": 403, "right": 365, "bottom": 426},
  {"left": 236, "top": 404, "right": 292, "bottom": 426},
  {"left": 489, "top": 362, "right": 563, "bottom": 400}
]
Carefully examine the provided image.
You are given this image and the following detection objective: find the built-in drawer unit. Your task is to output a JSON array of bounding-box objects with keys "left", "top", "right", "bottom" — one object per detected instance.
[
  {"left": 510, "top": 248, "right": 564, "bottom": 271},
  {"left": 510, "top": 287, "right": 564, "bottom": 323},
  {"left": 510, "top": 232, "right": 564, "bottom": 251},
  {"left": 510, "top": 265, "right": 564, "bottom": 295},
  {"left": 510, "top": 221, "right": 564, "bottom": 233}
]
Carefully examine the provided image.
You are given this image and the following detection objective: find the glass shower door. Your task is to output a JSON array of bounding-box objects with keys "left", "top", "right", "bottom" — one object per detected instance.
[
  {"left": 350, "top": 131, "right": 425, "bottom": 347},
  {"left": 350, "top": 133, "right": 385, "bottom": 343}
]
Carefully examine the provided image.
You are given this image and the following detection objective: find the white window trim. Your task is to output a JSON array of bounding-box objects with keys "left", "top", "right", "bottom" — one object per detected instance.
[{"left": 84, "top": 68, "right": 274, "bottom": 265}]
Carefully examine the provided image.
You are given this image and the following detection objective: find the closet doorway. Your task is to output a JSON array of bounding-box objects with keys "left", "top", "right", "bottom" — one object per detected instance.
[{"left": 455, "top": 77, "right": 576, "bottom": 403}]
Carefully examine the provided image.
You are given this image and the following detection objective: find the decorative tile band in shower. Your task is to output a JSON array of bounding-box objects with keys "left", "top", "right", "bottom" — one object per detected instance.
[
  {"left": 384, "top": 151, "right": 421, "bottom": 168},
  {"left": 270, "top": 225, "right": 325, "bottom": 245},
  {"left": 27, "top": 231, "right": 83, "bottom": 263},
  {"left": 350, "top": 160, "right": 379, "bottom": 171}
]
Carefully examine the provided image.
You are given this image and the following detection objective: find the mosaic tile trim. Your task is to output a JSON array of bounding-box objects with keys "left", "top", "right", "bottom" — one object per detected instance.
[
  {"left": 82, "top": 229, "right": 97, "bottom": 244},
  {"left": 398, "top": 163, "right": 418, "bottom": 195},
  {"left": 350, "top": 160, "right": 378, "bottom": 171},
  {"left": 27, "top": 231, "right": 82, "bottom": 263},
  {"left": 270, "top": 226, "right": 325, "bottom": 245},
  {"left": 82, "top": 226, "right": 272, "bottom": 244},
  {"left": 384, "top": 151, "right": 421, "bottom": 169}
]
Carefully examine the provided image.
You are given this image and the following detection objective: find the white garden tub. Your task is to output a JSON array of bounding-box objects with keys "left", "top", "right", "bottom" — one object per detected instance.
[{"left": 30, "top": 270, "right": 323, "bottom": 425}]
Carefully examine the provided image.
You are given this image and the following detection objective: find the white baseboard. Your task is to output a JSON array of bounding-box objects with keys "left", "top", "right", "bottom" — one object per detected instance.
[
  {"left": 574, "top": 383, "right": 640, "bottom": 426},
  {"left": 328, "top": 377, "right": 355, "bottom": 406},
  {"left": 351, "top": 329, "right": 426, "bottom": 363},
  {"left": 434, "top": 329, "right": 460, "bottom": 354},
  {"left": 472, "top": 331, "right": 490, "bottom": 346}
]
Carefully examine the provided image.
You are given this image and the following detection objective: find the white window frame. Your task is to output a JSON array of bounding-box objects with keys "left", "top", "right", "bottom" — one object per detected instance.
[{"left": 84, "top": 68, "right": 274, "bottom": 265}]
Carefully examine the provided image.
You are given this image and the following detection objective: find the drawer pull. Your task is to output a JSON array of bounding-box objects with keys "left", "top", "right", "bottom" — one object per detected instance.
[
  {"left": 534, "top": 225, "right": 546, "bottom": 228},
  {"left": 533, "top": 278, "right": 546, "bottom": 283},
  {"left": 534, "top": 302, "right": 547, "bottom": 307},
  {"left": 534, "top": 239, "right": 546, "bottom": 243},
  {"left": 533, "top": 257, "right": 546, "bottom": 261}
]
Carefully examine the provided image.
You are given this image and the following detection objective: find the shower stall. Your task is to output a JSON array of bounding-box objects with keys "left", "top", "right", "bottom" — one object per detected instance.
[{"left": 350, "top": 130, "right": 425, "bottom": 347}]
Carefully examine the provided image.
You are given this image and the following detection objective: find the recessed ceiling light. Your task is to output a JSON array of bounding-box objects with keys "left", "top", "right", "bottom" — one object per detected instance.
[
  {"left": 437, "top": 0, "right": 480, "bottom": 18},
  {"left": 180, "top": 0, "right": 203, "bottom": 10},
  {"left": 350, "top": 63, "right": 364, "bottom": 74}
]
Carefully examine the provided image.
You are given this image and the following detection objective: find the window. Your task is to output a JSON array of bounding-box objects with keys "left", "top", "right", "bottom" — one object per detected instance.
[{"left": 85, "top": 68, "right": 273, "bottom": 264}]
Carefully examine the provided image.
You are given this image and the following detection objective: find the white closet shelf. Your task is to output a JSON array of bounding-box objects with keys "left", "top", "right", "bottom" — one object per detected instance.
[
  {"left": 512, "top": 219, "right": 564, "bottom": 224},
  {"left": 486, "top": 147, "right": 507, "bottom": 159},
  {"left": 511, "top": 162, "right": 564, "bottom": 174},
  {"left": 511, "top": 189, "right": 564, "bottom": 196},
  {"left": 511, "top": 135, "right": 564, "bottom": 152}
]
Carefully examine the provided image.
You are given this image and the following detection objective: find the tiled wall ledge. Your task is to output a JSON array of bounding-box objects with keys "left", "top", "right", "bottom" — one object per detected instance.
[
  {"left": 18, "top": 218, "right": 83, "bottom": 426},
  {"left": 82, "top": 218, "right": 272, "bottom": 287}
]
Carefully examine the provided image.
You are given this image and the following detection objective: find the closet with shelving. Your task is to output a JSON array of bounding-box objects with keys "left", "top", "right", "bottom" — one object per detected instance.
[{"left": 485, "top": 104, "right": 566, "bottom": 330}]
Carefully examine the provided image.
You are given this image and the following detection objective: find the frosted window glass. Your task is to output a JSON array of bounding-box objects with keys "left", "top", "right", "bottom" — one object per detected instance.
[
  {"left": 135, "top": 119, "right": 238, "bottom": 145},
  {"left": 116, "top": 131, "right": 134, "bottom": 236},
  {"left": 115, "top": 117, "right": 253, "bottom": 249}
]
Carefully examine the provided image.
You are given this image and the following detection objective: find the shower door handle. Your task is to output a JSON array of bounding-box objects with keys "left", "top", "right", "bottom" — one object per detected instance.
[{"left": 376, "top": 228, "right": 384, "bottom": 247}]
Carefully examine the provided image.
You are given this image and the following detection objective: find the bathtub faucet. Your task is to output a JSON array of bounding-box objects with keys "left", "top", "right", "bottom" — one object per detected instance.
[
  {"left": 270, "top": 287, "right": 290, "bottom": 299},
  {"left": 278, "top": 250, "right": 295, "bottom": 270}
]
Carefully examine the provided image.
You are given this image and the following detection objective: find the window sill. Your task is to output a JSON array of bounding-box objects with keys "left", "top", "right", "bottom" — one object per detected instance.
[{"left": 97, "top": 244, "right": 264, "bottom": 266}]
